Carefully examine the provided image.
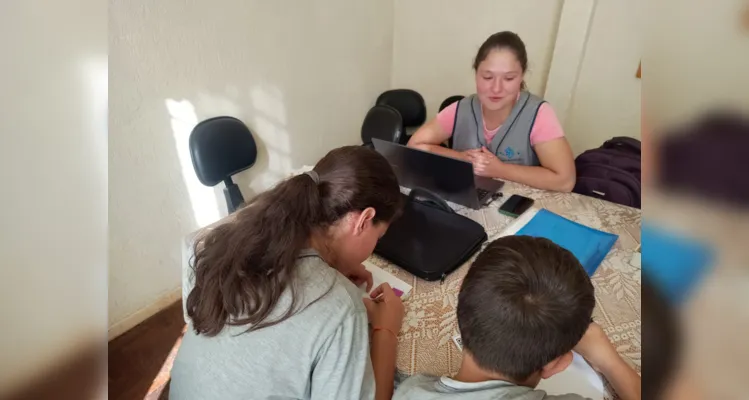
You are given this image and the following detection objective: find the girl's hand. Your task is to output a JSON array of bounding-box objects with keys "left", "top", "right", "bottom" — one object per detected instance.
[
  {"left": 471, "top": 147, "right": 503, "bottom": 177},
  {"left": 460, "top": 148, "right": 482, "bottom": 163},
  {"left": 363, "top": 283, "right": 405, "bottom": 334},
  {"left": 345, "top": 263, "right": 373, "bottom": 292}
]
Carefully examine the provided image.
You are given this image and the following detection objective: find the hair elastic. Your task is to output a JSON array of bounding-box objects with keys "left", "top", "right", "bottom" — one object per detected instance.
[{"left": 304, "top": 170, "right": 320, "bottom": 184}]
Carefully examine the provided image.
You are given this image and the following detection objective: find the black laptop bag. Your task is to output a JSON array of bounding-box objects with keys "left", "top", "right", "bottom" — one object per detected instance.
[{"left": 374, "top": 188, "right": 487, "bottom": 281}]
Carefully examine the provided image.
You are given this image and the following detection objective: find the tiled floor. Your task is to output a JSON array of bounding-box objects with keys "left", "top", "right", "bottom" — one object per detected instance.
[{"left": 108, "top": 301, "right": 186, "bottom": 400}]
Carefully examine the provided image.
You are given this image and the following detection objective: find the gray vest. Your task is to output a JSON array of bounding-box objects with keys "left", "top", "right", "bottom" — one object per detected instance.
[{"left": 451, "top": 92, "right": 545, "bottom": 166}]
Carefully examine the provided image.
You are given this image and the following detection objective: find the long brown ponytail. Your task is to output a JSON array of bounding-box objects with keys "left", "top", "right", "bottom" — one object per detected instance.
[{"left": 186, "top": 146, "right": 402, "bottom": 336}]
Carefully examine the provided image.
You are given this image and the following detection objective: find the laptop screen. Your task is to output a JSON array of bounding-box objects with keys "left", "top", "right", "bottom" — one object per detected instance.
[{"left": 372, "top": 139, "right": 476, "bottom": 206}]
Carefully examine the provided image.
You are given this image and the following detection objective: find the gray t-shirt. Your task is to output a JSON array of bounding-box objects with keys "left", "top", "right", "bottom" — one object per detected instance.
[
  {"left": 170, "top": 250, "right": 374, "bottom": 400},
  {"left": 393, "top": 375, "right": 589, "bottom": 400}
]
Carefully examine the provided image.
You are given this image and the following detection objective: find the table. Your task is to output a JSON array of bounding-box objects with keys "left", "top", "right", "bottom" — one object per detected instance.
[
  {"left": 181, "top": 176, "right": 642, "bottom": 398},
  {"left": 371, "top": 182, "right": 642, "bottom": 397}
]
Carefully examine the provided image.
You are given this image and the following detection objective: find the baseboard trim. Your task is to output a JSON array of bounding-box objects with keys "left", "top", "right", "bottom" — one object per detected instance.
[{"left": 108, "top": 287, "right": 182, "bottom": 341}]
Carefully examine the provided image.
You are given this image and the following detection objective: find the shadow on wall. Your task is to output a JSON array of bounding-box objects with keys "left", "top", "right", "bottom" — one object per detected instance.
[
  {"left": 111, "top": 0, "right": 392, "bottom": 231},
  {"left": 162, "top": 72, "right": 375, "bottom": 227},
  {"left": 165, "top": 84, "right": 293, "bottom": 227}
]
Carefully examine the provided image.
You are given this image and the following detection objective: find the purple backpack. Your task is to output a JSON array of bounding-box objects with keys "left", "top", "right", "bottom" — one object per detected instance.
[
  {"left": 658, "top": 112, "right": 749, "bottom": 207},
  {"left": 573, "top": 137, "right": 641, "bottom": 208}
]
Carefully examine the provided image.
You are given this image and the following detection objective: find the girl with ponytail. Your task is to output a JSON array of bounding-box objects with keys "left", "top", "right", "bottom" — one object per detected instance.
[{"left": 170, "top": 146, "right": 405, "bottom": 400}]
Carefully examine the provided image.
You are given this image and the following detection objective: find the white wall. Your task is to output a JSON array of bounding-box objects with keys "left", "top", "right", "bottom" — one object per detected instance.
[
  {"left": 0, "top": 0, "right": 107, "bottom": 394},
  {"left": 645, "top": 0, "right": 749, "bottom": 130},
  {"left": 109, "top": 0, "right": 394, "bottom": 335},
  {"left": 562, "top": 0, "right": 642, "bottom": 155},
  {"left": 391, "top": 0, "right": 564, "bottom": 118}
]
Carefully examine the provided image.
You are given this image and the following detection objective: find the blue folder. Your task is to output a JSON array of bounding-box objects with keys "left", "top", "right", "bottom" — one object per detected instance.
[
  {"left": 641, "top": 223, "right": 712, "bottom": 305},
  {"left": 515, "top": 209, "right": 619, "bottom": 276}
]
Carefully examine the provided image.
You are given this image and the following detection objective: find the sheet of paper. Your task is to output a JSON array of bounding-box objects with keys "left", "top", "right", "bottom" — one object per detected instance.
[
  {"left": 360, "top": 260, "right": 412, "bottom": 300},
  {"left": 536, "top": 352, "right": 604, "bottom": 400},
  {"left": 497, "top": 207, "right": 540, "bottom": 237}
]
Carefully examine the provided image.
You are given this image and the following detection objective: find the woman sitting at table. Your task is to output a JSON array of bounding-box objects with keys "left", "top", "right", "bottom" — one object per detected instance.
[{"left": 407, "top": 31, "right": 576, "bottom": 192}]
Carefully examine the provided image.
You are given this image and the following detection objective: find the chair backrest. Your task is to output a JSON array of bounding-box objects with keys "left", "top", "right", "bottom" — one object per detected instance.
[
  {"left": 189, "top": 116, "right": 257, "bottom": 187},
  {"left": 439, "top": 95, "right": 464, "bottom": 112},
  {"left": 439, "top": 95, "right": 464, "bottom": 148},
  {"left": 376, "top": 89, "right": 426, "bottom": 128},
  {"left": 361, "top": 105, "right": 405, "bottom": 146}
]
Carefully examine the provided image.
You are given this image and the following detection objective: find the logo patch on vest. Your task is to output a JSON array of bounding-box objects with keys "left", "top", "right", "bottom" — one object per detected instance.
[{"left": 502, "top": 146, "right": 521, "bottom": 161}]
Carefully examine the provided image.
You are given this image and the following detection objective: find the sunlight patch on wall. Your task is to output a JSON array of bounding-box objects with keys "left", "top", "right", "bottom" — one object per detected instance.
[
  {"left": 166, "top": 99, "right": 220, "bottom": 228},
  {"left": 81, "top": 55, "right": 108, "bottom": 145},
  {"left": 78, "top": 55, "right": 108, "bottom": 327},
  {"left": 250, "top": 85, "right": 287, "bottom": 126}
]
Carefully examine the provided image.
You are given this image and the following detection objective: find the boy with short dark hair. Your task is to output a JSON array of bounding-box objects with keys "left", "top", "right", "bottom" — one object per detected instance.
[{"left": 394, "top": 236, "right": 641, "bottom": 400}]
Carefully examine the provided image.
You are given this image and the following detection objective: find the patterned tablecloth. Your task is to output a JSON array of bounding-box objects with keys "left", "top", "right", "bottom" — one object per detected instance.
[
  {"left": 182, "top": 172, "right": 642, "bottom": 398},
  {"left": 370, "top": 182, "right": 642, "bottom": 398}
]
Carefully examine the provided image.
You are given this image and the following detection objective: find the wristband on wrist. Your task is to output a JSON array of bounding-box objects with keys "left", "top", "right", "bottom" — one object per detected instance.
[{"left": 372, "top": 326, "right": 398, "bottom": 339}]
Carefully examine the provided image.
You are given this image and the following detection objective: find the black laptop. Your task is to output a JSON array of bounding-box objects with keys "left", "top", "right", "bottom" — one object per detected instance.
[{"left": 372, "top": 138, "right": 504, "bottom": 209}]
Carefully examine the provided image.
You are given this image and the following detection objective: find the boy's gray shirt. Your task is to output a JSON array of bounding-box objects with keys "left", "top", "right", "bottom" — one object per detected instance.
[{"left": 394, "top": 374, "right": 590, "bottom": 400}]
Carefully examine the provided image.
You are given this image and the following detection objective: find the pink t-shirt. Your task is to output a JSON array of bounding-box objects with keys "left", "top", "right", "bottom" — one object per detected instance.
[{"left": 436, "top": 101, "right": 564, "bottom": 146}]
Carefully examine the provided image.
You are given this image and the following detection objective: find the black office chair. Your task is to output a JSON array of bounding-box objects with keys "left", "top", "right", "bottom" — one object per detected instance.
[
  {"left": 375, "top": 89, "right": 427, "bottom": 143},
  {"left": 439, "top": 95, "right": 464, "bottom": 148},
  {"left": 439, "top": 95, "right": 464, "bottom": 112},
  {"left": 361, "top": 105, "right": 404, "bottom": 148},
  {"left": 189, "top": 116, "right": 257, "bottom": 214}
]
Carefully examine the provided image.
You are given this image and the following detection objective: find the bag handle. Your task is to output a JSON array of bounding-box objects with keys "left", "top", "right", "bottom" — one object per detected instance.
[
  {"left": 603, "top": 137, "right": 641, "bottom": 154},
  {"left": 408, "top": 187, "right": 455, "bottom": 214}
]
